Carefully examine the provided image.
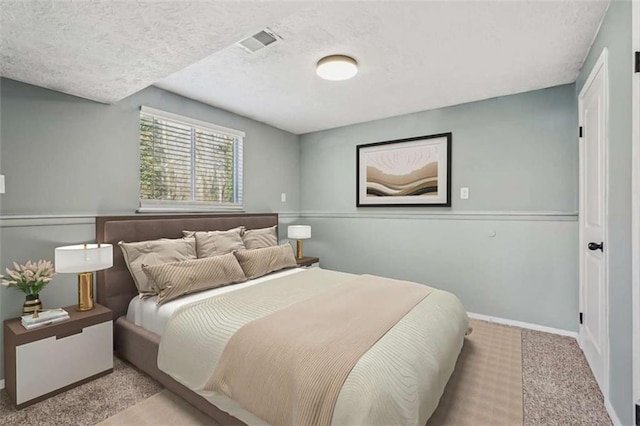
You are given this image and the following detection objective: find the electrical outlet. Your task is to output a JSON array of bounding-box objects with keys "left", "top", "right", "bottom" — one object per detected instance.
[
  {"left": 281, "top": 193, "right": 287, "bottom": 202},
  {"left": 460, "top": 187, "right": 469, "bottom": 199}
]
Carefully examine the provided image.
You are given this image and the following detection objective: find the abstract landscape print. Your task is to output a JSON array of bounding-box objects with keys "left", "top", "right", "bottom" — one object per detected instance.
[{"left": 357, "top": 133, "right": 451, "bottom": 206}]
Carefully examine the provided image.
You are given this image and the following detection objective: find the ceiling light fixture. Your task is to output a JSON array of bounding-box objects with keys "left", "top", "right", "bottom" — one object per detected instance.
[{"left": 316, "top": 55, "right": 358, "bottom": 81}]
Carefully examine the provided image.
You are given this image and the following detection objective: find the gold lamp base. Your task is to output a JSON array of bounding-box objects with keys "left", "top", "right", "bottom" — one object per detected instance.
[
  {"left": 77, "top": 272, "right": 94, "bottom": 312},
  {"left": 296, "top": 240, "right": 304, "bottom": 260}
]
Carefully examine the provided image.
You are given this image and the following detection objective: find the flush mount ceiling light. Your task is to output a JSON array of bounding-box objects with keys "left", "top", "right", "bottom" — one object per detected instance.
[{"left": 316, "top": 55, "right": 358, "bottom": 81}]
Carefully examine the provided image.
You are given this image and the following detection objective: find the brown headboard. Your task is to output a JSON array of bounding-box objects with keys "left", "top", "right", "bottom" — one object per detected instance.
[{"left": 95, "top": 213, "right": 279, "bottom": 320}]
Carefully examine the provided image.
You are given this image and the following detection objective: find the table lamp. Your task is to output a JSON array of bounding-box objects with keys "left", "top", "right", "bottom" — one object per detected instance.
[
  {"left": 55, "top": 243, "right": 113, "bottom": 311},
  {"left": 287, "top": 225, "right": 311, "bottom": 259}
]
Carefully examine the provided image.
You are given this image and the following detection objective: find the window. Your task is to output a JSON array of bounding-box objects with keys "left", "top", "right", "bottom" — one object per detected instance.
[{"left": 138, "top": 107, "right": 244, "bottom": 211}]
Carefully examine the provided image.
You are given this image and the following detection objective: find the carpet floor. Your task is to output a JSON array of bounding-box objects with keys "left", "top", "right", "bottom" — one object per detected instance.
[
  {"left": 0, "top": 357, "right": 162, "bottom": 426},
  {"left": 97, "top": 389, "right": 214, "bottom": 426},
  {"left": 522, "top": 328, "right": 612, "bottom": 425},
  {"left": 0, "top": 320, "right": 611, "bottom": 425},
  {"left": 429, "top": 320, "right": 524, "bottom": 425}
]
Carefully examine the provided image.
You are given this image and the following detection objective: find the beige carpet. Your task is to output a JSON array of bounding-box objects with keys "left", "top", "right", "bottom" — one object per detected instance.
[
  {"left": 0, "top": 357, "right": 163, "bottom": 425},
  {"left": 522, "top": 329, "right": 612, "bottom": 425},
  {"left": 98, "top": 320, "right": 524, "bottom": 426},
  {"left": 97, "top": 389, "right": 216, "bottom": 426},
  {"left": 0, "top": 320, "right": 611, "bottom": 425},
  {"left": 429, "top": 320, "right": 523, "bottom": 425}
]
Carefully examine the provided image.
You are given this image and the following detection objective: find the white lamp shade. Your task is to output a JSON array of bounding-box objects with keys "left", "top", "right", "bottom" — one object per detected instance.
[
  {"left": 0, "top": 175, "right": 5, "bottom": 194},
  {"left": 288, "top": 225, "right": 311, "bottom": 240},
  {"left": 55, "top": 244, "right": 113, "bottom": 273}
]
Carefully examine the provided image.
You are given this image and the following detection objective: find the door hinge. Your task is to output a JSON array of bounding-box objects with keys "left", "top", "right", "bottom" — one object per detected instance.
[
  {"left": 636, "top": 403, "right": 640, "bottom": 426},
  {"left": 579, "top": 126, "right": 583, "bottom": 138},
  {"left": 635, "top": 51, "right": 640, "bottom": 73},
  {"left": 579, "top": 312, "right": 583, "bottom": 324}
]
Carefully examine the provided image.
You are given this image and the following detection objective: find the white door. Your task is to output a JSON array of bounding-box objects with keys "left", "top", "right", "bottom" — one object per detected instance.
[
  {"left": 633, "top": 0, "right": 640, "bottom": 413},
  {"left": 578, "top": 48, "right": 609, "bottom": 395}
]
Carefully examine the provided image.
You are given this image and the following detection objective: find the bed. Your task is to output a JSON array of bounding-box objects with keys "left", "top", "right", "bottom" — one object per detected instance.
[{"left": 96, "top": 213, "right": 468, "bottom": 425}]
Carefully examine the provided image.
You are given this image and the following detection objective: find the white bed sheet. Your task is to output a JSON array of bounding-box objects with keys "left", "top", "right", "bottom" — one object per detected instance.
[{"left": 126, "top": 268, "right": 306, "bottom": 336}]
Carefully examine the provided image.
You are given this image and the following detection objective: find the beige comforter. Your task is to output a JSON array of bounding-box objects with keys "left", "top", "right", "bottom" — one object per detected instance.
[
  {"left": 209, "top": 274, "right": 432, "bottom": 425},
  {"left": 158, "top": 268, "right": 468, "bottom": 425}
]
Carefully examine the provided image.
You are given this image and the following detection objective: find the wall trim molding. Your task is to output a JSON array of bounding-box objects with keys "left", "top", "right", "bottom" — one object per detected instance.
[
  {"left": 0, "top": 210, "right": 574, "bottom": 227},
  {"left": 0, "top": 212, "right": 300, "bottom": 228},
  {"left": 605, "top": 398, "right": 622, "bottom": 426},
  {"left": 298, "top": 211, "right": 578, "bottom": 222},
  {"left": 277, "top": 212, "right": 299, "bottom": 219},
  {"left": 0, "top": 215, "right": 96, "bottom": 228},
  {"left": 467, "top": 312, "right": 578, "bottom": 338}
]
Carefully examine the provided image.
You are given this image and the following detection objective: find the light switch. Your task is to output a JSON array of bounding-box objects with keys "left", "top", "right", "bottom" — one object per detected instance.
[
  {"left": 281, "top": 193, "right": 287, "bottom": 202},
  {"left": 460, "top": 187, "right": 469, "bottom": 199}
]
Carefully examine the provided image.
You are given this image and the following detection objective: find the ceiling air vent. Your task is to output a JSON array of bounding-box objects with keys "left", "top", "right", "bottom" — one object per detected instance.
[{"left": 238, "top": 29, "right": 279, "bottom": 53}]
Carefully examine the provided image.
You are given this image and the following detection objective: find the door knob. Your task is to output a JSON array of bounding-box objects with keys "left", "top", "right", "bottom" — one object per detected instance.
[{"left": 588, "top": 242, "right": 604, "bottom": 252}]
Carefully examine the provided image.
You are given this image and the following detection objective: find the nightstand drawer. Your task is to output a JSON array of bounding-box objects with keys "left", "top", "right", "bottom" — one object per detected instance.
[{"left": 15, "top": 321, "right": 113, "bottom": 404}]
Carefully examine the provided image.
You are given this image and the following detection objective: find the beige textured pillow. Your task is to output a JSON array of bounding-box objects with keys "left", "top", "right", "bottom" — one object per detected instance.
[
  {"left": 119, "top": 237, "right": 196, "bottom": 296},
  {"left": 234, "top": 244, "right": 297, "bottom": 279},
  {"left": 142, "top": 253, "right": 247, "bottom": 305},
  {"left": 242, "top": 225, "right": 278, "bottom": 250},
  {"left": 183, "top": 227, "right": 245, "bottom": 258}
]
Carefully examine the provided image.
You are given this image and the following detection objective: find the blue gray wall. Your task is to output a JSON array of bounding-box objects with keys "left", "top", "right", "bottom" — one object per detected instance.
[
  {"left": 575, "top": 0, "right": 633, "bottom": 423},
  {"left": 299, "top": 85, "right": 579, "bottom": 332},
  {"left": 0, "top": 78, "right": 301, "bottom": 381},
  {"left": 0, "top": 79, "right": 300, "bottom": 215}
]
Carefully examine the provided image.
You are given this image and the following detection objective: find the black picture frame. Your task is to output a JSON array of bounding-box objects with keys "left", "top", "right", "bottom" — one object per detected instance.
[{"left": 356, "top": 133, "right": 452, "bottom": 207}]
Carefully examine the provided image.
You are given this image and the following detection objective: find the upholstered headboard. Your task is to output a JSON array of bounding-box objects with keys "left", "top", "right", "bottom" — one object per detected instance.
[{"left": 95, "top": 213, "right": 279, "bottom": 320}]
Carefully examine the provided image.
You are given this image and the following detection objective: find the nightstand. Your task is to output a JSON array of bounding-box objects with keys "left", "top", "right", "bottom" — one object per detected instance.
[
  {"left": 3, "top": 303, "right": 113, "bottom": 409},
  {"left": 296, "top": 256, "right": 320, "bottom": 268}
]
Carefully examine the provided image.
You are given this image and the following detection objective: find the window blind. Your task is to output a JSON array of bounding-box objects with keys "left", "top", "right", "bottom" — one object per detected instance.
[{"left": 139, "top": 107, "right": 244, "bottom": 211}]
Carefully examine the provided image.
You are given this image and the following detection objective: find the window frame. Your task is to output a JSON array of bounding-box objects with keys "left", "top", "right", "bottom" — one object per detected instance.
[{"left": 137, "top": 106, "right": 245, "bottom": 213}]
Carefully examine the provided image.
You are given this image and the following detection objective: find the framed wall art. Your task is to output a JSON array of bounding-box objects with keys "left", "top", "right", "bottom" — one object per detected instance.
[{"left": 356, "top": 133, "right": 452, "bottom": 207}]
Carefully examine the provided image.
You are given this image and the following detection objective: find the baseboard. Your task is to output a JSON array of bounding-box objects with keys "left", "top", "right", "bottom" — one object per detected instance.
[
  {"left": 0, "top": 379, "right": 4, "bottom": 390},
  {"left": 604, "top": 398, "right": 622, "bottom": 426},
  {"left": 467, "top": 312, "right": 578, "bottom": 338}
]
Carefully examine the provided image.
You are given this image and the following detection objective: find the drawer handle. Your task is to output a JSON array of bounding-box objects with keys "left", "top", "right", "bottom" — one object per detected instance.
[{"left": 56, "top": 329, "right": 83, "bottom": 340}]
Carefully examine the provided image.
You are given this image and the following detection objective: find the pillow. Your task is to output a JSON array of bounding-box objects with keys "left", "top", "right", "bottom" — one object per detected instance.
[
  {"left": 142, "top": 253, "right": 247, "bottom": 305},
  {"left": 119, "top": 237, "right": 196, "bottom": 296},
  {"left": 234, "top": 244, "right": 297, "bottom": 280},
  {"left": 242, "top": 225, "right": 278, "bottom": 250},
  {"left": 183, "top": 227, "right": 245, "bottom": 258}
]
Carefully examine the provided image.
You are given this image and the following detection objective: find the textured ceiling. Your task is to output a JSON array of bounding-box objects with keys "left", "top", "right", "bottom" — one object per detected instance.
[
  {"left": 0, "top": 1, "right": 304, "bottom": 103},
  {"left": 1, "top": 1, "right": 609, "bottom": 134},
  {"left": 157, "top": 0, "right": 609, "bottom": 134}
]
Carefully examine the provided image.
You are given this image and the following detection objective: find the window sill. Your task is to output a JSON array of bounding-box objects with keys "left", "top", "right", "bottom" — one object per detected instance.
[{"left": 137, "top": 202, "right": 244, "bottom": 214}]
